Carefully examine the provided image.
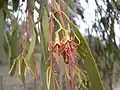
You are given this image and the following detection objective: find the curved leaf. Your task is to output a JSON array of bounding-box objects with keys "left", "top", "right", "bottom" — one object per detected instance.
[
  {"left": 10, "top": 20, "right": 18, "bottom": 76},
  {"left": 26, "top": 30, "right": 36, "bottom": 75},
  {"left": 70, "top": 22, "right": 104, "bottom": 90},
  {"left": 0, "top": 9, "right": 4, "bottom": 46},
  {"left": 21, "top": 57, "right": 26, "bottom": 86},
  {"left": 0, "top": 8, "right": 7, "bottom": 65},
  {"left": 40, "top": 7, "right": 49, "bottom": 90},
  {"left": 26, "top": 30, "right": 36, "bottom": 60}
]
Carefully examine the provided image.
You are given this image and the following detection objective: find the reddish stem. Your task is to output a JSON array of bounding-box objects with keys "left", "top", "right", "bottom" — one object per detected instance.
[
  {"left": 32, "top": 53, "right": 41, "bottom": 90},
  {"left": 66, "top": 43, "right": 75, "bottom": 90},
  {"left": 69, "top": 63, "right": 74, "bottom": 90},
  {"left": 26, "top": 14, "right": 30, "bottom": 40},
  {"left": 49, "top": 8, "right": 57, "bottom": 90},
  {"left": 26, "top": 8, "right": 41, "bottom": 90},
  {"left": 52, "top": 69, "right": 56, "bottom": 90}
]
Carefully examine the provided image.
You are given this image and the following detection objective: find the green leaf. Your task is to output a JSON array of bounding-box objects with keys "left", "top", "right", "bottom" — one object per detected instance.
[
  {"left": 26, "top": 30, "right": 36, "bottom": 75},
  {"left": 40, "top": 7, "right": 49, "bottom": 90},
  {"left": 0, "top": 8, "right": 5, "bottom": 65},
  {"left": 0, "top": 9, "right": 5, "bottom": 46},
  {"left": 70, "top": 22, "right": 104, "bottom": 90},
  {"left": 10, "top": 20, "right": 18, "bottom": 76},
  {"left": 21, "top": 58, "right": 26, "bottom": 86},
  {"left": 41, "top": 7, "right": 49, "bottom": 44},
  {"left": 4, "top": 31, "right": 11, "bottom": 58},
  {"left": 3, "top": 6, "right": 12, "bottom": 20},
  {"left": 26, "top": 30, "right": 36, "bottom": 60},
  {"left": 38, "top": 0, "right": 47, "bottom": 20}
]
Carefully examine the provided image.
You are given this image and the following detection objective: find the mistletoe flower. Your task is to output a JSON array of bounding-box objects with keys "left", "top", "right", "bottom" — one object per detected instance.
[
  {"left": 60, "top": 30, "right": 80, "bottom": 65},
  {"left": 48, "top": 29, "right": 80, "bottom": 90},
  {"left": 59, "top": 30, "right": 80, "bottom": 90},
  {"left": 48, "top": 32, "right": 61, "bottom": 65}
]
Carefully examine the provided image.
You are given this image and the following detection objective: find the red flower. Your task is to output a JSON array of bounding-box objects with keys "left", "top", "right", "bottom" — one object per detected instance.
[
  {"left": 48, "top": 29, "right": 80, "bottom": 90},
  {"left": 48, "top": 42, "right": 60, "bottom": 65},
  {"left": 59, "top": 38, "right": 80, "bottom": 90}
]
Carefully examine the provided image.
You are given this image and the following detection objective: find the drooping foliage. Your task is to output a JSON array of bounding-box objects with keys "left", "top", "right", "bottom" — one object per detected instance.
[
  {"left": 2, "top": 0, "right": 120, "bottom": 90},
  {"left": 69, "top": 0, "right": 120, "bottom": 90}
]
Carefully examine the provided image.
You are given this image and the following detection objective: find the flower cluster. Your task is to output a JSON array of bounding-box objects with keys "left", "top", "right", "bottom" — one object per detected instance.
[
  {"left": 47, "top": 9, "right": 81, "bottom": 90},
  {"left": 48, "top": 30, "right": 80, "bottom": 66},
  {"left": 48, "top": 29, "right": 80, "bottom": 90}
]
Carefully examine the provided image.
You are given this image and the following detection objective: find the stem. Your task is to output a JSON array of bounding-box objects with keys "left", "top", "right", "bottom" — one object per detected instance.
[
  {"left": 69, "top": 63, "right": 74, "bottom": 90},
  {"left": 46, "top": 66, "right": 52, "bottom": 90},
  {"left": 32, "top": 53, "right": 41, "bottom": 90},
  {"left": 52, "top": 69, "right": 56, "bottom": 90},
  {"left": 27, "top": 8, "right": 41, "bottom": 90},
  {"left": 26, "top": 12, "right": 30, "bottom": 40},
  {"left": 54, "top": 10, "right": 71, "bottom": 24},
  {"left": 52, "top": 13, "right": 63, "bottom": 29}
]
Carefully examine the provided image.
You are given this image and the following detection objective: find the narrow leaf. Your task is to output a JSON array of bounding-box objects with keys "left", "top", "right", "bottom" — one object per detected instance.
[
  {"left": 10, "top": 20, "right": 18, "bottom": 76},
  {"left": 26, "top": 30, "right": 36, "bottom": 60},
  {"left": 0, "top": 9, "right": 4, "bottom": 47},
  {"left": 26, "top": 30, "right": 36, "bottom": 75},
  {"left": 21, "top": 57, "right": 27, "bottom": 86},
  {"left": 0, "top": 9, "right": 6, "bottom": 65},
  {"left": 70, "top": 22, "right": 104, "bottom": 90},
  {"left": 40, "top": 7, "right": 49, "bottom": 90}
]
